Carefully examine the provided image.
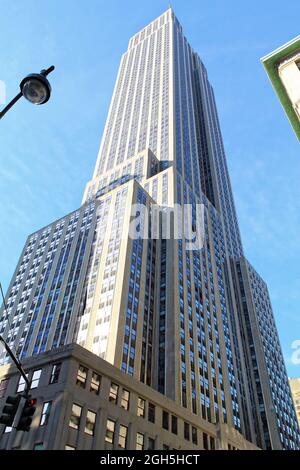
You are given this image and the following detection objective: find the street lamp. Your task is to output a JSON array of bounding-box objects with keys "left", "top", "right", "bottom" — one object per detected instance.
[{"left": 0, "top": 65, "right": 55, "bottom": 120}]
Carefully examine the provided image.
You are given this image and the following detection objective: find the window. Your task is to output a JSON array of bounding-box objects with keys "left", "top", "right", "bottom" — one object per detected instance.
[
  {"left": 34, "top": 443, "right": 44, "bottom": 450},
  {"left": 136, "top": 432, "right": 144, "bottom": 450},
  {"left": 31, "top": 370, "right": 42, "bottom": 389},
  {"left": 148, "top": 403, "right": 155, "bottom": 423},
  {"left": 76, "top": 365, "right": 88, "bottom": 388},
  {"left": 16, "top": 374, "right": 29, "bottom": 393},
  {"left": 40, "top": 402, "right": 52, "bottom": 426},
  {"left": 210, "top": 436, "right": 215, "bottom": 450},
  {"left": 121, "top": 389, "right": 130, "bottom": 410},
  {"left": 171, "top": 415, "right": 178, "bottom": 435},
  {"left": 65, "top": 445, "right": 76, "bottom": 450},
  {"left": 4, "top": 426, "right": 12, "bottom": 433},
  {"left": 192, "top": 426, "right": 198, "bottom": 445},
  {"left": 118, "top": 424, "right": 128, "bottom": 449},
  {"left": 137, "top": 397, "right": 145, "bottom": 417},
  {"left": 85, "top": 410, "right": 96, "bottom": 436},
  {"left": 184, "top": 422, "right": 190, "bottom": 441},
  {"left": 90, "top": 372, "right": 101, "bottom": 394},
  {"left": 0, "top": 379, "right": 8, "bottom": 398},
  {"left": 69, "top": 404, "right": 82, "bottom": 430},
  {"left": 49, "top": 363, "right": 61, "bottom": 384},
  {"left": 109, "top": 383, "right": 119, "bottom": 404},
  {"left": 203, "top": 432, "right": 209, "bottom": 450},
  {"left": 105, "top": 419, "right": 115, "bottom": 444},
  {"left": 148, "top": 437, "right": 155, "bottom": 450},
  {"left": 162, "top": 410, "right": 169, "bottom": 430}
]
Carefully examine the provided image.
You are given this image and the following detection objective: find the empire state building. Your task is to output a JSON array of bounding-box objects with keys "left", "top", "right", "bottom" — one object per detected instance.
[{"left": 0, "top": 9, "right": 299, "bottom": 450}]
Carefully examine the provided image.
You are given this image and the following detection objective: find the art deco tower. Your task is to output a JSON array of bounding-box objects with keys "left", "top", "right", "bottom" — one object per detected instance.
[{"left": 0, "top": 9, "right": 299, "bottom": 450}]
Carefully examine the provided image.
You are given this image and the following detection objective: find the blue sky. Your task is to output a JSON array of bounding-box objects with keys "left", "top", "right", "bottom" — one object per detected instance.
[{"left": 0, "top": 0, "right": 299, "bottom": 376}]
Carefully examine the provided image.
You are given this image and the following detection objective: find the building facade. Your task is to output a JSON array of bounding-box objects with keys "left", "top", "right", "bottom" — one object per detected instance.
[
  {"left": 0, "top": 344, "right": 258, "bottom": 450},
  {"left": 0, "top": 9, "right": 299, "bottom": 449},
  {"left": 262, "top": 35, "right": 300, "bottom": 142},
  {"left": 290, "top": 378, "right": 300, "bottom": 428}
]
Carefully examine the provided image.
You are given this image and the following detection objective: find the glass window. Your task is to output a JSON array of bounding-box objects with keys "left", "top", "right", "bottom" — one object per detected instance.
[
  {"left": 118, "top": 424, "right": 128, "bottom": 449},
  {"left": 136, "top": 432, "right": 144, "bottom": 450},
  {"left": 192, "top": 426, "right": 198, "bottom": 445},
  {"left": 90, "top": 372, "right": 101, "bottom": 394},
  {"left": 65, "top": 445, "right": 76, "bottom": 450},
  {"left": 184, "top": 422, "right": 190, "bottom": 441},
  {"left": 85, "top": 410, "right": 96, "bottom": 436},
  {"left": 210, "top": 436, "right": 215, "bottom": 450},
  {"left": 162, "top": 410, "right": 169, "bottom": 430},
  {"left": 69, "top": 404, "right": 82, "bottom": 430},
  {"left": 105, "top": 419, "right": 115, "bottom": 444},
  {"left": 148, "top": 437, "right": 155, "bottom": 450},
  {"left": 109, "top": 383, "right": 119, "bottom": 404},
  {"left": 76, "top": 365, "right": 88, "bottom": 388},
  {"left": 31, "top": 370, "right": 42, "bottom": 389},
  {"left": 34, "top": 443, "right": 44, "bottom": 450},
  {"left": 171, "top": 415, "right": 178, "bottom": 434},
  {"left": 49, "top": 363, "right": 61, "bottom": 384},
  {"left": 121, "top": 389, "right": 130, "bottom": 410},
  {"left": 16, "top": 374, "right": 29, "bottom": 393},
  {"left": 137, "top": 397, "right": 145, "bottom": 418},
  {"left": 40, "top": 401, "right": 52, "bottom": 426},
  {"left": 148, "top": 403, "right": 155, "bottom": 423},
  {"left": 203, "top": 432, "right": 209, "bottom": 450},
  {"left": 0, "top": 379, "right": 8, "bottom": 398}
]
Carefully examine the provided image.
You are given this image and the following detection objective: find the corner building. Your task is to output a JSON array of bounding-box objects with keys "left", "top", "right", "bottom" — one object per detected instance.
[{"left": 0, "top": 9, "right": 299, "bottom": 450}]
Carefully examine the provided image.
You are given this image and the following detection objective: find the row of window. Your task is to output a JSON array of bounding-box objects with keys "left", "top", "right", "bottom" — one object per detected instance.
[
  {"left": 0, "top": 363, "right": 62, "bottom": 398},
  {"left": 69, "top": 398, "right": 215, "bottom": 449},
  {"left": 75, "top": 364, "right": 216, "bottom": 446},
  {"left": 69, "top": 404, "right": 96, "bottom": 436},
  {"left": 76, "top": 365, "right": 101, "bottom": 394},
  {"left": 1, "top": 363, "right": 216, "bottom": 449},
  {"left": 69, "top": 405, "right": 215, "bottom": 450}
]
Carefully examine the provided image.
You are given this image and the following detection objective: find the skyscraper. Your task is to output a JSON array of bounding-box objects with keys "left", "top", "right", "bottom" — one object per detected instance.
[{"left": 0, "top": 9, "right": 299, "bottom": 450}]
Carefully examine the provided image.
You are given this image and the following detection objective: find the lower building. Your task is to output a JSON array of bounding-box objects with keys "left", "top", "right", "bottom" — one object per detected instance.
[
  {"left": 290, "top": 378, "right": 300, "bottom": 429},
  {"left": 0, "top": 343, "right": 257, "bottom": 450},
  {"left": 261, "top": 35, "right": 300, "bottom": 141}
]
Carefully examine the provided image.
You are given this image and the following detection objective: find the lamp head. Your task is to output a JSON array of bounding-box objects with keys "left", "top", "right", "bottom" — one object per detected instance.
[{"left": 20, "top": 73, "right": 52, "bottom": 105}]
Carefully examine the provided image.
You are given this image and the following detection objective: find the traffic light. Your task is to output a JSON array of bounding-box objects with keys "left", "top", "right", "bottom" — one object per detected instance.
[
  {"left": 16, "top": 396, "right": 37, "bottom": 432},
  {"left": 0, "top": 395, "right": 21, "bottom": 426}
]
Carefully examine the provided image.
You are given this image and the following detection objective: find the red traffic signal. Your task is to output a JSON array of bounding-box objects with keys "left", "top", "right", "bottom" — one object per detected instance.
[{"left": 27, "top": 398, "right": 37, "bottom": 407}]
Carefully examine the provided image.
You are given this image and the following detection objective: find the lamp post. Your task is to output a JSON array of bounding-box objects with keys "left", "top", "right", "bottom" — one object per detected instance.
[{"left": 0, "top": 65, "right": 55, "bottom": 120}]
